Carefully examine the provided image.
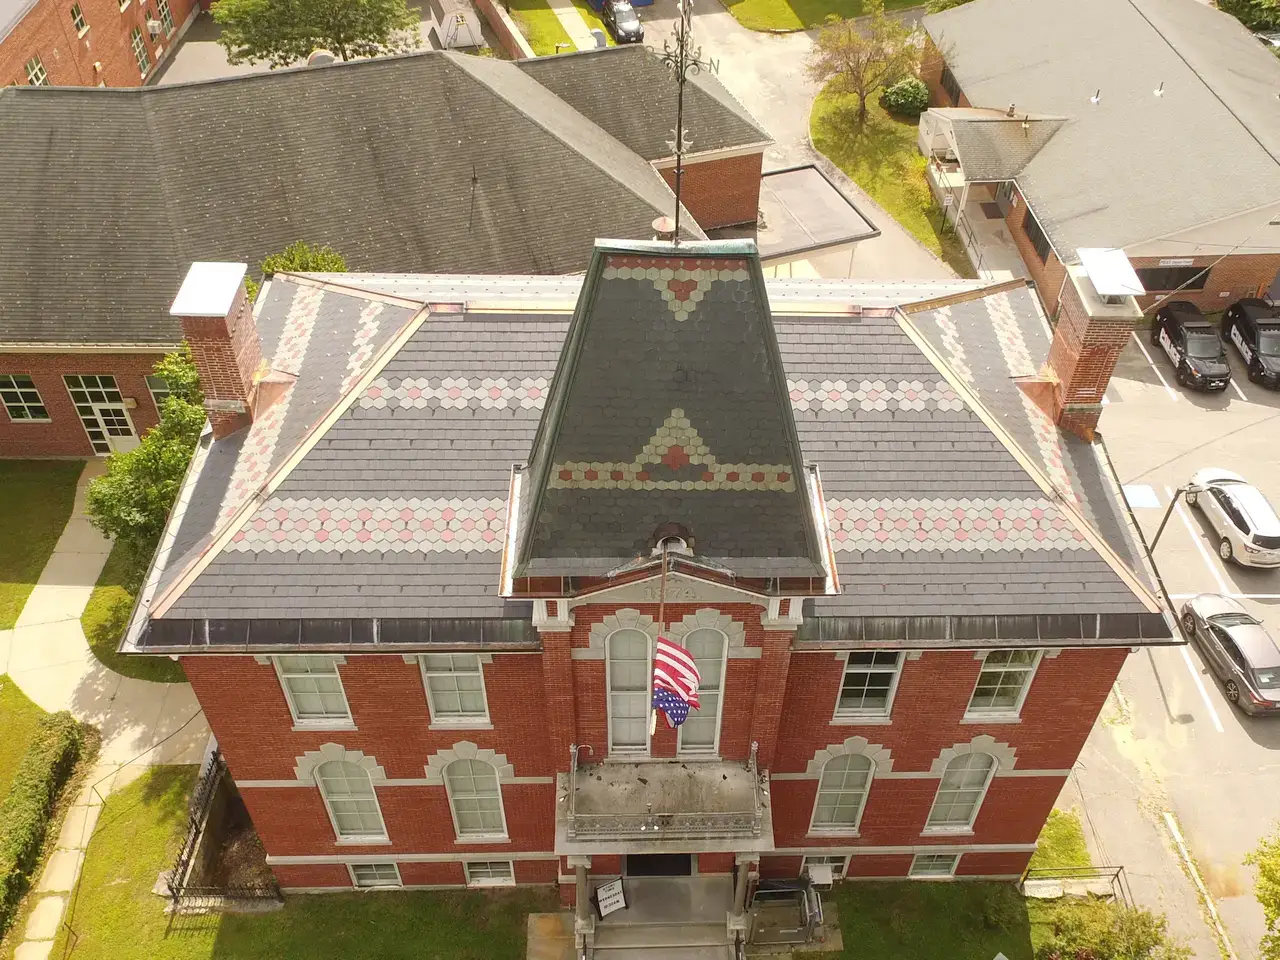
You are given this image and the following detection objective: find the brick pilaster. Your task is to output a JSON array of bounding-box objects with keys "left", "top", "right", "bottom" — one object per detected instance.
[{"left": 748, "top": 634, "right": 793, "bottom": 768}]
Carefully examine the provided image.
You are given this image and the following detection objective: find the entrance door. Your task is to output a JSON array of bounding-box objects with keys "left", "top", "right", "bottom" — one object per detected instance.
[
  {"left": 94, "top": 404, "right": 139, "bottom": 453},
  {"left": 64, "top": 375, "right": 138, "bottom": 455},
  {"left": 625, "top": 854, "right": 693, "bottom": 877}
]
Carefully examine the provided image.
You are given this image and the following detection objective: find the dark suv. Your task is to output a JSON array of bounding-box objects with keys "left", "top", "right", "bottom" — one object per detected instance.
[
  {"left": 1151, "top": 301, "right": 1231, "bottom": 391},
  {"left": 1223, "top": 298, "right": 1280, "bottom": 388}
]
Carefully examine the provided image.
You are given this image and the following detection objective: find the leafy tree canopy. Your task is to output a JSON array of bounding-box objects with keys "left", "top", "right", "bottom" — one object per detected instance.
[
  {"left": 213, "top": 0, "right": 421, "bottom": 68},
  {"left": 806, "top": 0, "right": 921, "bottom": 123},
  {"left": 245, "top": 241, "right": 348, "bottom": 301}
]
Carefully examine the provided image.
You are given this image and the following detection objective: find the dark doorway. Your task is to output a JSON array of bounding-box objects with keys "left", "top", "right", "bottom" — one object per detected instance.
[{"left": 625, "top": 854, "right": 693, "bottom": 877}]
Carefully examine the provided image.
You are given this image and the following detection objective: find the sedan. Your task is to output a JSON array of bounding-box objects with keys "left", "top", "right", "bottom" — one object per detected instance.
[
  {"left": 601, "top": 0, "right": 643, "bottom": 42},
  {"left": 1181, "top": 594, "right": 1280, "bottom": 714},
  {"left": 1186, "top": 468, "right": 1280, "bottom": 567}
]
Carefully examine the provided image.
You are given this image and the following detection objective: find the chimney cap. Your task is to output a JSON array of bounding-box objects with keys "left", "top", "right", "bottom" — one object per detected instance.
[
  {"left": 1076, "top": 248, "right": 1143, "bottom": 298},
  {"left": 170, "top": 262, "right": 249, "bottom": 318}
]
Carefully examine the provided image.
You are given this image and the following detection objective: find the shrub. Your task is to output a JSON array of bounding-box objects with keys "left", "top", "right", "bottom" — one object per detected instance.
[
  {"left": 882, "top": 76, "right": 930, "bottom": 117},
  {"left": 1035, "top": 899, "right": 1191, "bottom": 960},
  {"left": 0, "top": 712, "right": 84, "bottom": 937}
]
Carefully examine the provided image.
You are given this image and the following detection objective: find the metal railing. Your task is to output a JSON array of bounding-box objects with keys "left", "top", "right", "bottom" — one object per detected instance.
[
  {"left": 1023, "top": 865, "right": 1132, "bottom": 906},
  {"left": 565, "top": 741, "right": 765, "bottom": 840}
]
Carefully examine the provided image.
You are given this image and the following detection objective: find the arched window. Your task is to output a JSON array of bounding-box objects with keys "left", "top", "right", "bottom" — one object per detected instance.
[
  {"left": 445, "top": 758, "right": 506, "bottom": 838},
  {"left": 607, "top": 628, "right": 652, "bottom": 754},
  {"left": 927, "top": 753, "right": 996, "bottom": 830},
  {"left": 810, "top": 754, "right": 874, "bottom": 832},
  {"left": 678, "top": 627, "right": 727, "bottom": 755},
  {"left": 316, "top": 760, "right": 386, "bottom": 840}
]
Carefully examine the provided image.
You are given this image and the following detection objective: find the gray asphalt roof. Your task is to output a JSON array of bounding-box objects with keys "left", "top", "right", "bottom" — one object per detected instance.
[
  {"left": 938, "top": 112, "right": 1066, "bottom": 182},
  {"left": 0, "top": 49, "right": 717, "bottom": 347},
  {"left": 140, "top": 261, "right": 1152, "bottom": 626},
  {"left": 0, "top": 0, "right": 36, "bottom": 42},
  {"left": 517, "top": 45, "right": 771, "bottom": 161},
  {"left": 924, "top": 0, "right": 1280, "bottom": 254}
]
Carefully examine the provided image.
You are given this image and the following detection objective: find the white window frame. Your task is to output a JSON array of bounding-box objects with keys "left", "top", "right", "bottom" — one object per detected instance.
[
  {"left": 833, "top": 651, "right": 903, "bottom": 722},
  {"left": 157, "top": 0, "right": 174, "bottom": 32},
  {"left": 349, "top": 862, "right": 401, "bottom": 888},
  {"left": 274, "top": 655, "right": 354, "bottom": 728},
  {"left": 0, "top": 374, "right": 51, "bottom": 422},
  {"left": 316, "top": 760, "right": 388, "bottom": 843},
  {"left": 677, "top": 627, "right": 728, "bottom": 758},
  {"left": 420, "top": 654, "right": 490, "bottom": 728},
  {"left": 443, "top": 758, "right": 509, "bottom": 842},
  {"left": 808, "top": 753, "right": 875, "bottom": 836},
  {"left": 964, "top": 650, "right": 1042, "bottom": 720},
  {"left": 802, "top": 854, "right": 849, "bottom": 880},
  {"left": 606, "top": 627, "right": 653, "bottom": 757},
  {"left": 25, "top": 55, "right": 48, "bottom": 86},
  {"left": 909, "top": 853, "right": 959, "bottom": 878},
  {"left": 464, "top": 860, "right": 515, "bottom": 887},
  {"left": 145, "top": 374, "right": 171, "bottom": 411},
  {"left": 129, "top": 26, "right": 149, "bottom": 76},
  {"left": 70, "top": 2, "right": 87, "bottom": 33},
  {"left": 924, "top": 753, "right": 996, "bottom": 835}
]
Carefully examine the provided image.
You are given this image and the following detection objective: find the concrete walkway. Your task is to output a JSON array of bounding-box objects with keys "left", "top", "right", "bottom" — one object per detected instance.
[
  {"left": 549, "top": 0, "right": 597, "bottom": 49},
  {"left": 1, "top": 460, "right": 209, "bottom": 958}
]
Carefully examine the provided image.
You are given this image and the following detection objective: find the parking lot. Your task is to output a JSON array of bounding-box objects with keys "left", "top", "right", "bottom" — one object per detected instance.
[{"left": 1100, "top": 326, "right": 1280, "bottom": 958}]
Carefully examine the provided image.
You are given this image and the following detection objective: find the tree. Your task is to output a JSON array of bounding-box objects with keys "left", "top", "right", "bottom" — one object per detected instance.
[
  {"left": 806, "top": 0, "right": 921, "bottom": 124},
  {"left": 1035, "top": 899, "right": 1191, "bottom": 960},
  {"left": 213, "top": 0, "right": 421, "bottom": 68},
  {"left": 925, "top": 0, "right": 970, "bottom": 13},
  {"left": 1247, "top": 828, "right": 1280, "bottom": 958},
  {"left": 245, "top": 241, "right": 348, "bottom": 301},
  {"left": 1218, "top": 0, "right": 1280, "bottom": 31},
  {"left": 85, "top": 348, "right": 205, "bottom": 562}
]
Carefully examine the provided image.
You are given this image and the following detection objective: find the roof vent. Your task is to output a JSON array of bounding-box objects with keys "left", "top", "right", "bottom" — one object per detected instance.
[
  {"left": 1006, "top": 102, "right": 1015, "bottom": 117},
  {"left": 652, "top": 216, "right": 676, "bottom": 243},
  {"left": 650, "top": 522, "right": 694, "bottom": 556}
]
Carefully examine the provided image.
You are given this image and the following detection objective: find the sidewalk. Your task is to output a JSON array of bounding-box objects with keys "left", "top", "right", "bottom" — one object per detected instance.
[
  {"left": 0, "top": 460, "right": 209, "bottom": 958},
  {"left": 547, "top": 0, "right": 595, "bottom": 49}
]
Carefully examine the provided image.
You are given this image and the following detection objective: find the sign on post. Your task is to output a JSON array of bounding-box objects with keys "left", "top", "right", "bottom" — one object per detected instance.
[{"left": 595, "top": 878, "right": 627, "bottom": 918}]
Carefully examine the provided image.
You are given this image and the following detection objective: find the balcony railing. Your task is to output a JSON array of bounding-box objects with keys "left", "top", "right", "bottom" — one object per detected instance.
[{"left": 565, "top": 741, "right": 766, "bottom": 841}]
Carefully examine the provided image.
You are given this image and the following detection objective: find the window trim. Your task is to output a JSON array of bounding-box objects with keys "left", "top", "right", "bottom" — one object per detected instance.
[
  {"left": 1021, "top": 208, "right": 1052, "bottom": 264},
  {"left": 832, "top": 650, "right": 903, "bottom": 722},
  {"left": 156, "top": 0, "right": 174, "bottom": 32},
  {"left": 443, "top": 758, "right": 509, "bottom": 842},
  {"left": 420, "top": 653, "right": 491, "bottom": 728},
  {"left": 24, "top": 54, "right": 48, "bottom": 86},
  {"left": 606, "top": 627, "right": 653, "bottom": 757},
  {"left": 129, "top": 25, "right": 149, "bottom": 76},
  {"left": 963, "top": 650, "right": 1042, "bottom": 720},
  {"left": 348, "top": 862, "right": 402, "bottom": 889},
  {"left": 70, "top": 2, "right": 88, "bottom": 33},
  {"left": 315, "top": 760, "right": 388, "bottom": 843},
  {"left": 677, "top": 627, "right": 729, "bottom": 758},
  {"left": 274, "top": 655, "right": 355, "bottom": 729},
  {"left": 0, "top": 374, "right": 51, "bottom": 423},
  {"left": 909, "top": 853, "right": 960, "bottom": 878},
  {"left": 808, "top": 753, "right": 875, "bottom": 837},
  {"left": 1135, "top": 265, "right": 1209, "bottom": 293},
  {"left": 464, "top": 860, "right": 516, "bottom": 887},
  {"left": 923, "top": 753, "right": 997, "bottom": 835},
  {"left": 145, "top": 374, "right": 171, "bottom": 412}
]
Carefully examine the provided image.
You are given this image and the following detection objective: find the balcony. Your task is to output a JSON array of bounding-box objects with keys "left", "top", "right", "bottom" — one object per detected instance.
[{"left": 555, "top": 743, "right": 775, "bottom": 855}]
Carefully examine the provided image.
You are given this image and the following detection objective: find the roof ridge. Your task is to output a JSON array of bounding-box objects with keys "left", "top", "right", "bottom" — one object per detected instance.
[
  {"left": 149, "top": 293, "right": 432, "bottom": 617},
  {"left": 894, "top": 307, "right": 1162, "bottom": 613}
]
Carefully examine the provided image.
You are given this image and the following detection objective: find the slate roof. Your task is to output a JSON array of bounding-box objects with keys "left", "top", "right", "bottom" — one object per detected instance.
[
  {"left": 517, "top": 46, "right": 771, "bottom": 162},
  {"left": 128, "top": 243, "right": 1163, "bottom": 654},
  {"left": 923, "top": 0, "right": 1280, "bottom": 255},
  {"left": 0, "top": 50, "right": 718, "bottom": 347},
  {"left": 933, "top": 110, "right": 1066, "bottom": 182}
]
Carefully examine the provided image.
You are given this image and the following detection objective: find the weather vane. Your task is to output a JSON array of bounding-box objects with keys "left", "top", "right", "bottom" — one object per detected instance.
[{"left": 658, "top": 0, "right": 719, "bottom": 245}]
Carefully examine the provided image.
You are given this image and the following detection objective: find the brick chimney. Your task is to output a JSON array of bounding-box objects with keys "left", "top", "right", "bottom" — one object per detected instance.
[
  {"left": 169, "top": 262, "right": 262, "bottom": 439},
  {"left": 1021, "top": 251, "right": 1143, "bottom": 441}
]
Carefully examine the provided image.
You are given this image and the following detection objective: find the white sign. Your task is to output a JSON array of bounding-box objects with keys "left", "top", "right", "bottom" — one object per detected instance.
[
  {"left": 943, "top": 195, "right": 953, "bottom": 206},
  {"left": 595, "top": 878, "right": 627, "bottom": 918},
  {"left": 1158, "top": 258, "right": 1194, "bottom": 267}
]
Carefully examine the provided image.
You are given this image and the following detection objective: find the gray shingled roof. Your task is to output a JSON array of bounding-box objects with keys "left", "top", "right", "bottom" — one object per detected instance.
[
  {"left": 0, "top": 50, "right": 715, "bottom": 347},
  {"left": 934, "top": 110, "right": 1066, "bottom": 182},
  {"left": 924, "top": 0, "right": 1280, "bottom": 254},
  {"left": 517, "top": 46, "right": 771, "bottom": 162}
]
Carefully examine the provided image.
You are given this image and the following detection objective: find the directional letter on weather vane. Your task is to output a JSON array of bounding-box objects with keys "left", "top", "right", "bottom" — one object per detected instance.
[{"left": 658, "top": 0, "right": 719, "bottom": 243}]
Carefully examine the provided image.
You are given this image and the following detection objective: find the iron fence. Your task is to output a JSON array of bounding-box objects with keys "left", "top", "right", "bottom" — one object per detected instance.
[{"left": 1023, "top": 865, "right": 1132, "bottom": 906}]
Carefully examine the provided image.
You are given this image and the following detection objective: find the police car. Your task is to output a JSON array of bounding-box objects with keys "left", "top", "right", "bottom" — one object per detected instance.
[
  {"left": 1223, "top": 298, "right": 1280, "bottom": 388},
  {"left": 1150, "top": 301, "right": 1231, "bottom": 391}
]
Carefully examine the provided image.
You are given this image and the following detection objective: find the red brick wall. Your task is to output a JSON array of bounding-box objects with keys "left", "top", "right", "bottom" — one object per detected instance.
[
  {"left": 698, "top": 853, "right": 735, "bottom": 874},
  {"left": 1130, "top": 253, "right": 1280, "bottom": 315},
  {"left": 657, "top": 152, "right": 764, "bottom": 231},
  {"left": 271, "top": 862, "right": 349, "bottom": 889},
  {"left": 1, "top": 0, "right": 196, "bottom": 88},
  {"left": 0, "top": 351, "right": 165, "bottom": 457},
  {"left": 956, "top": 850, "right": 1032, "bottom": 878},
  {"left": 921, "top": 38, "right": 970, "bottom": 108},
  {"left": 399, "top": 861, "right": 465, "bottom": 886},
  {"left": 848, "top": 854, "right": 914, "bottom": 878}
]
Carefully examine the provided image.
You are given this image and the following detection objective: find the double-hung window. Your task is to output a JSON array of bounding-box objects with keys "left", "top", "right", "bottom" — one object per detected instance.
[
  {"left": 130, "top": 26, "right": 149, "bottom": 77},
  {"left": 910, "top": 853, "right": 959, "bottom": 878},
  {"left": 966, "top": 650, "right": 1040, "bottom": 718},
  {"left": 70, "top": 3, "right": 87, "bottom": 32},
  {"left": 157, "top": 0, "right": 174, "bottom": 31},
  {"left": 445, "top": 759, "right": 507, "bottom": 839},
  {"left": 24, "top": 55, "right": 48, "bottom": 86},
  {"left": 678, "top": 628, "right": 726, "bottom": 755},
  {"left": 351, "top": 863, "right": 401, "bottom": 888},
  {"left": 317, "top": 760, "right": 386, "bottom": 841},
  {"left": 834, "top": 651, "right": 902, "bottom": 720},
  {"left": 421, "top": 654, "right": 489, "bottom": 726},
  {"left": 465, "top": 861, "right": 514, "bottom": 886},
  {"left": 276, "top": 655, "right": 352, "bottom": 726},
  {"left": 926, "top": 753, "right": 995, "bottom": 832},
  {"left": 810, "top": 755, "right": 873, "bottom": 834},
  {"left": 606, "top": 628, "right": 651, "bottom": 754}
]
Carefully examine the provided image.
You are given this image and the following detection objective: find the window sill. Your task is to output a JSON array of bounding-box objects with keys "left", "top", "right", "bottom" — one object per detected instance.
[
  {"left": 921, "top": 827, "right": 974, "bottom": 837},
  {"left": 429, "top": 720, "right": 493, "bottom": 731},
  {"left": 77, "top": 25, "right": 89, "bottom": 35},
  {"left": 831, "top": 714, "right": 892, "bottom": 726},
  {"left": 959, "top": 715, "right": 1021, "bottom": 725},
  {"left": 9, "top": 419, "right": 53, "bottom": 424},
  {"left": 454, "top": 835, "right": 510, "bottom": 845},
  {"left": 806, "top": 830, "right": 860, "bottom": 839},
  {"left": 335, "top": 837, "right": 392, "bottom": 846},
  {"left": 293, "top": 721, "right": 356, "bottom": 732},
  {"left": 467, "top": 878, "right": 515, "bottom": 888},
  {"left": 675, "top": 754, "right": 722, "bottom": 762}
]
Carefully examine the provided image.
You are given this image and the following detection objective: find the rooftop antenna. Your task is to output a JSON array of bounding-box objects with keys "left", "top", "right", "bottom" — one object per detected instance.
[
  {"left": 1153, "top": 81, "right": 1164, "bottom": 97},
  {"left": 1090, "top": 88, "right": 1101, "bottom": 104},
  {"left": 658, "top": 0, "right": 718, "bottom": 246}
]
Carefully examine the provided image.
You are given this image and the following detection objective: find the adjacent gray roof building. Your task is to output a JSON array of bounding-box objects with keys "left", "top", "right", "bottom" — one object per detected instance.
[
  {"left": 923, "top": 0, "right": 1280, "bottom": 255},
  {"left": 0, "top": 48, "right": 770, "bottom": 348}
]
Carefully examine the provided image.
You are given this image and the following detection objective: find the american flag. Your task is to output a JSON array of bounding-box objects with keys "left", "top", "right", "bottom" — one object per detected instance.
[{"left": 652, "top": 636, "right": 701, "bottom": 728}]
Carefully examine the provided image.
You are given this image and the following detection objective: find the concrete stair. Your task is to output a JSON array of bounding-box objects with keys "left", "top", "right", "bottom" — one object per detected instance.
[{"left": 595, "top": 921, "right": 733, "bottom": 957}]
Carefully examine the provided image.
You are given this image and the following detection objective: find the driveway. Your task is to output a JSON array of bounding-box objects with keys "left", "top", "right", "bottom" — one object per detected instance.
[{"left": 1086, "top": 334, "right": 1280, "bottom": 959}]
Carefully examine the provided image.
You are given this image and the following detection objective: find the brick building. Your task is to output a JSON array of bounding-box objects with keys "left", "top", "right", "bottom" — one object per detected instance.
[
  {"left": 1, "top": 0, "right": 197, "bottom": 87},
  {"left": 123, "top": 237, "right": 1172, "bottom": 954},
  {"left": 918, "top": 0, "right": 1280, "bottom": 314}
]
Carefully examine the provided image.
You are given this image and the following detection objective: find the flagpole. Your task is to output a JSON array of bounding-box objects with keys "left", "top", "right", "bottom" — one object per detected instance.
[{"left": 650, "top": 547, "right": 669, "bottom": 736}]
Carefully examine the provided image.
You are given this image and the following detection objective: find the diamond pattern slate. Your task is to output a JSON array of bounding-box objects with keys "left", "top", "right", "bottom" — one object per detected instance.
[
  {"left": 788, "top": 378, "right": 963, "bottom": 412},
  {"left": 826, "top": 497, "right": 1088, "bottom": 551},
  {"left": 359, "top": 376, "right": 549, "bottom": 410}
]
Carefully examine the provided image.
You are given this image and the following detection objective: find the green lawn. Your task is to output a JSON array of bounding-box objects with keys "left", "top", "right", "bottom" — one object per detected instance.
[
  {"left": 811, "top": 86, "right": 976, "bottom": 279},
  {"left": 719, "top": 0, "right": 919, "bottom": 33},
  {"left": 0, "top": 461, "right": 82, "bottom": 630},
  {"left": 0, "top": 677, "right": 46, "bottom": 800},
  {"left": 506, "top": 0, "right": 575, "bottom": 55},
  {"left": 55, "top": 766, "right": 558, "bottom": 960},
  {"left": 569, "top": 0, "right": 614, "bottom": 44},
  {"left": 81, "top": 542, "right": 185, "bottom": 684},
  {"left": 1028, "top": 809, "right": 1092, "bottom": 872}
]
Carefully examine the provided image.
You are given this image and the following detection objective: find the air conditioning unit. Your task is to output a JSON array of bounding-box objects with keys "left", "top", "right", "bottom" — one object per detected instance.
[{"left": 146, "top": 18, "right": 162, "bottom": 35}]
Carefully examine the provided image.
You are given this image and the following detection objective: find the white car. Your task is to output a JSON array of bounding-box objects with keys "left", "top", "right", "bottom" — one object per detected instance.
[{"left": 1186, "top": 469, "right": 1280, "bottom": 567}]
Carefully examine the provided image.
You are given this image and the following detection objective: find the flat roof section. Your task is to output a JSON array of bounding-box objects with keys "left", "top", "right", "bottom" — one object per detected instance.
[{"left": 754, "top": 164, "right": 880, "bottom": 262}]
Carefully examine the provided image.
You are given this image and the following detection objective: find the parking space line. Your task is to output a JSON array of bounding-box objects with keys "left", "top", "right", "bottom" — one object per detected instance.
[
  {"left": 1165, "top": 485, "right": 1231, "bottom": 594},
  {"left": 1131, "top": 332, "right": 1178, "bottom": 402},
  {"left": 1179, "top": 646, "right": 1225, "bottom": 733},
  {"left": 1229, "top": 378, "right": 1248, "bottom": 402}
]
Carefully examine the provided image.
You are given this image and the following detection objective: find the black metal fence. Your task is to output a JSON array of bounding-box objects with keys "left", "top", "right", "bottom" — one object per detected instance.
[{"left": 1023, "top": 865, "right": 1132, "bottom": 906}]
